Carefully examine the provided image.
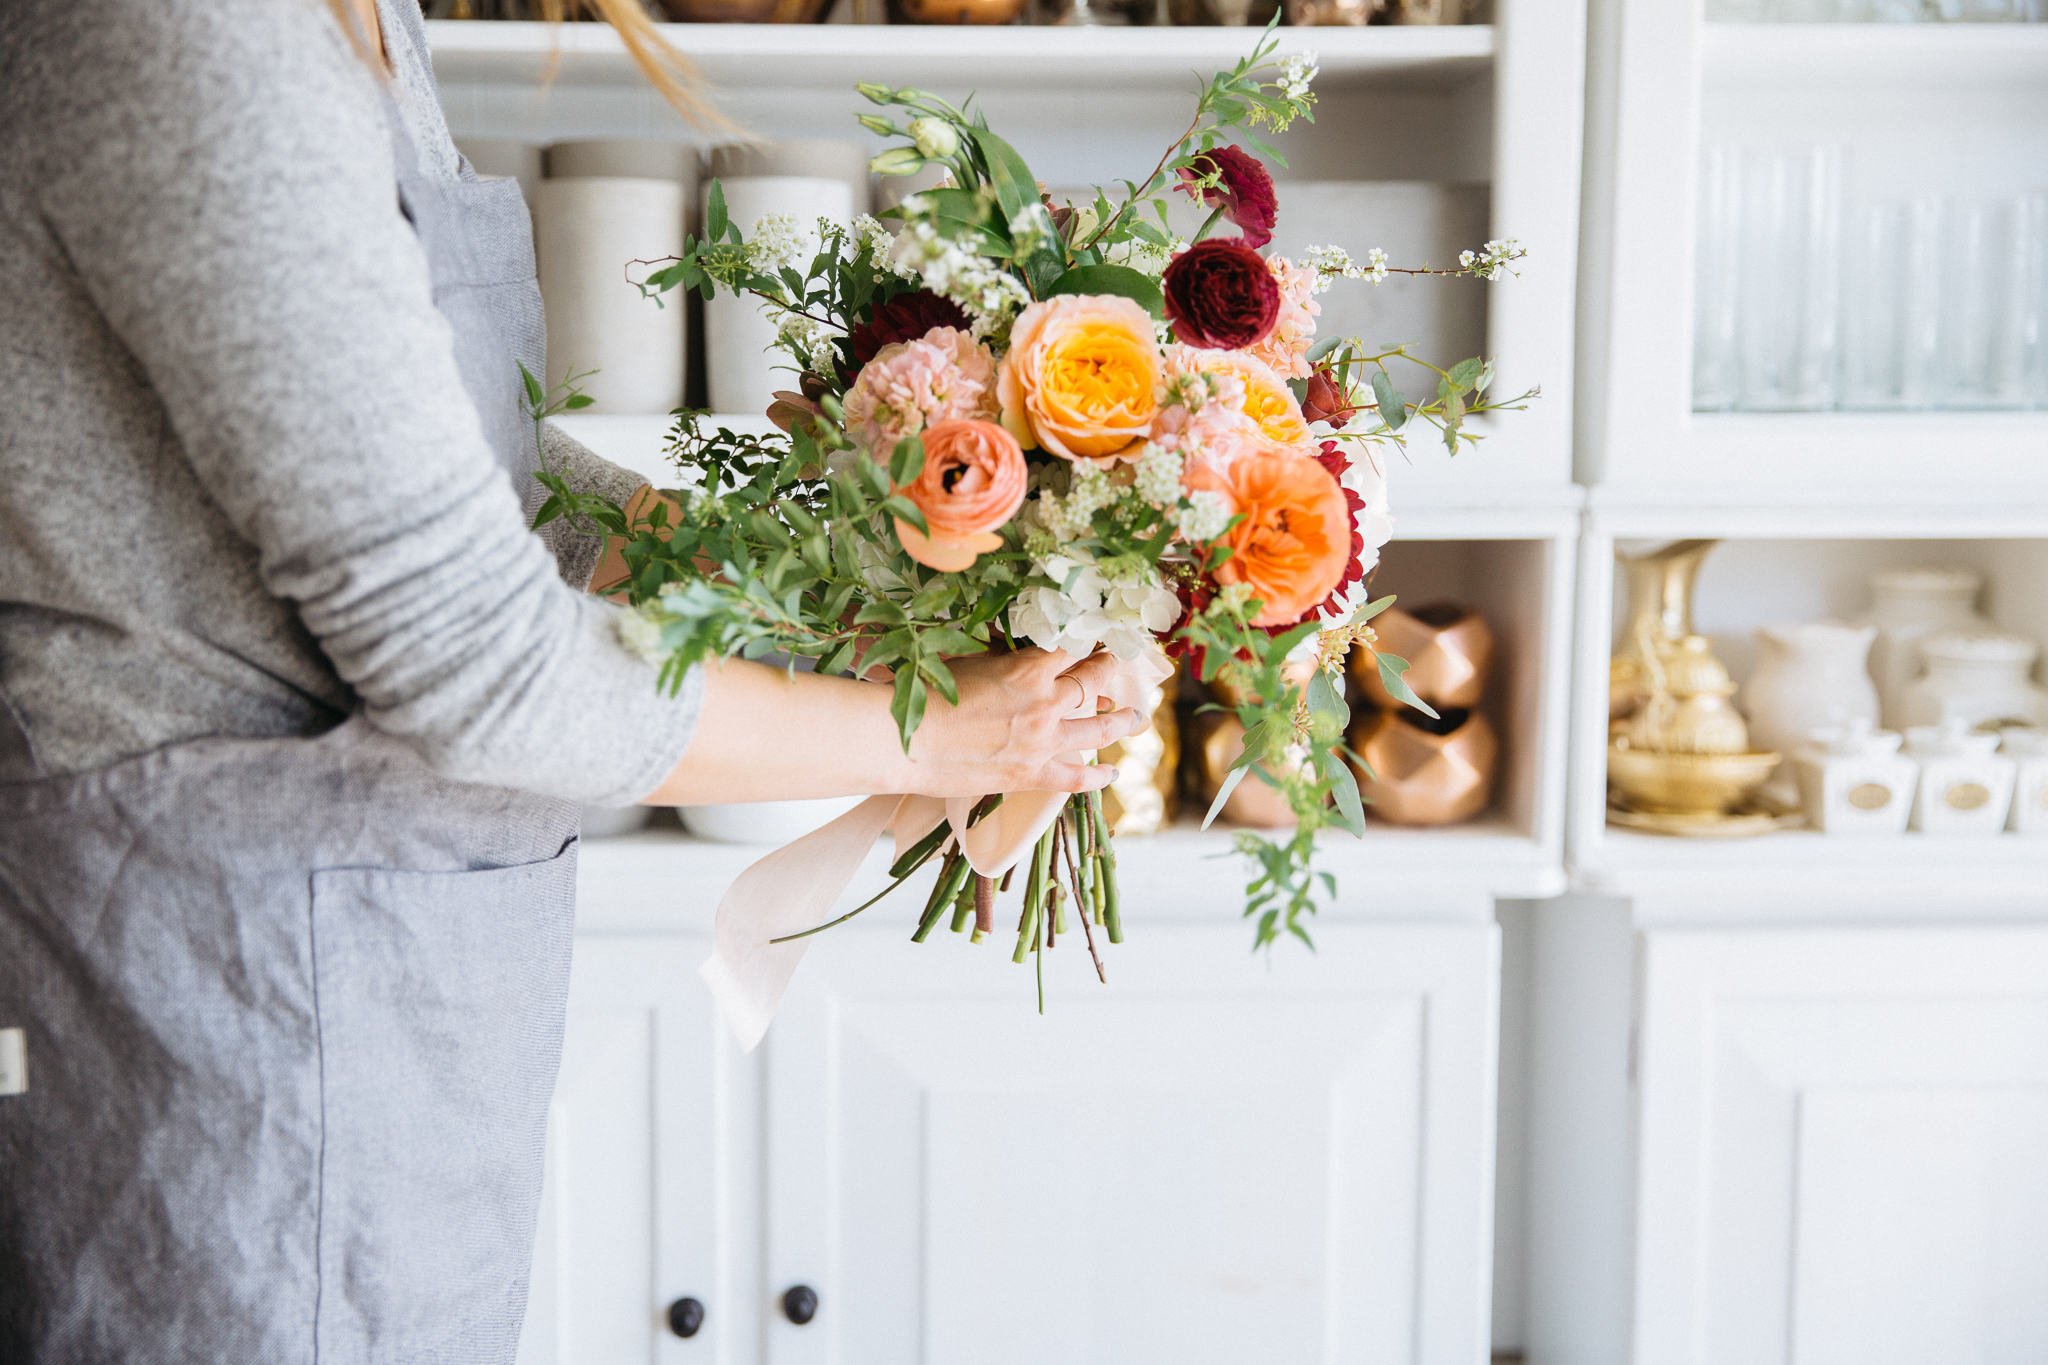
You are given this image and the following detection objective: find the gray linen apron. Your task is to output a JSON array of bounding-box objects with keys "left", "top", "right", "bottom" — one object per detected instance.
[{"left": 0, "top": 75, "right": 578, "bottom": 1365}]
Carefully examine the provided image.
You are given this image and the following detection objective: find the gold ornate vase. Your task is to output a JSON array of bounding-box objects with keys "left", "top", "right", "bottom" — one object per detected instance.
[{"left": 1099, "top": 670, "right": 1179, "bottom": 835}]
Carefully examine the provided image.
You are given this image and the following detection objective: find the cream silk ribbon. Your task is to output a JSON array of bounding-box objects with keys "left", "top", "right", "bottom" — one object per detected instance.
[{"left": 700, "top": 647, "right": 1173, "bottom": 1051}]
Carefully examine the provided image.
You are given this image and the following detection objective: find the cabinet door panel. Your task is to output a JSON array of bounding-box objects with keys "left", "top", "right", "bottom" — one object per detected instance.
[
  {"left": 765, "top": 923, "right": 1498, "bottom": 1365},
  {"left": 519, "top": 935, "right": 726, "bottom": 1365},
  {"left": 1634, "top": 927, "right": 2048, "bottom": 1365}
]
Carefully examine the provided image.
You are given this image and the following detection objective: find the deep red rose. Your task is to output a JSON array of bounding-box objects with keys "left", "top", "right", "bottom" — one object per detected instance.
[
  {"left": 1161, "top": 239, "right": 1282, "bottom": 351},
  {"left": 1176, "top": 145, "right": 1278, "bottom": 250},
  {"left": 840, "top": 290, "right": 973, "bottom": 378},
  {"left": 1301, "top": 365, "right": 1358, "bottom": 429}
]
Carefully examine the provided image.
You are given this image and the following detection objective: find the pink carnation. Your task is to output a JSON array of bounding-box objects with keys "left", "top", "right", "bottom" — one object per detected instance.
[
  {"left": 842, "top": 326, "right": 999, "bottom": 456},
  {"left": 1240, "top": 256, "right": 1320, "bottom": 381}
]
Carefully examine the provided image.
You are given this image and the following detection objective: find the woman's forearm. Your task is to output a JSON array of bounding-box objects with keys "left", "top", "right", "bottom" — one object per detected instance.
[
  {"left": 639, "top": 648, "right": 1149, "bottom": 806},
  {"left": 639, "top": 659, "right": 916, "bottom": 805}
]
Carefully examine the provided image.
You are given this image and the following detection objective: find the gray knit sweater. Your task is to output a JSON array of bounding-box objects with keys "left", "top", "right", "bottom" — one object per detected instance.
[{"left": 0, "top": 0, "right": 700, "bottom": 804}]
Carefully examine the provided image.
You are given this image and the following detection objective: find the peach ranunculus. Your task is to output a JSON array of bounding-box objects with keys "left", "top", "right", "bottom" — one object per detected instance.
[
  {"left": 892, "top": 419, "right": 1029, "bottom": 572},
  {"left": 998, "top": 294, "right": 1161, "bottom": 465},
  {"left": 843, "top": 327, "right": 999, "bottom": 457},
  {"left": 1165, "top": 344, "right": 1314, "bottom": 456},
  {"left": 1187, "top": 451, "right": 1353, "bottom": 628},
  {"left": 1241, "top": 256, "right": 1321, "bottom": 381}
]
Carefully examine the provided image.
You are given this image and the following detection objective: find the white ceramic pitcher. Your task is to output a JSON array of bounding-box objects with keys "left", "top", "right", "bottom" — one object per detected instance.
[{"left": 1745, "top": 622, "right": 1881, "bottom": 799}]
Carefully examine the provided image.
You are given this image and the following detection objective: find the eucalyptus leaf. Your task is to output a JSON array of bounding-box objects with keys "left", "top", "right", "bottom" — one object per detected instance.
[
  {"left": 1373, "top": 651, "right": 1442, "bottom": 720},
  {"left": 1201, "top": 764, "right": 1251, "bottom": 830},
  {"left": 1370, "top": 372, "right": 1408, "bottom": 432}
]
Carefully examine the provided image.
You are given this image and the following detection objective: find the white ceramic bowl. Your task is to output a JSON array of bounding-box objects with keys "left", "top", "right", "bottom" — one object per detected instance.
[
  {"left": 680, "top": 796, "right": 867, "bottom": 846},
  {"left": 579, "top": 804, "right": 654, "bottom": 839}
]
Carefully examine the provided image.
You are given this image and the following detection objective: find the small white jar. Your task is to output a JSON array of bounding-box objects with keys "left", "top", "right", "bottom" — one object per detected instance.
[
  {"left": 1859, "top": 566, "right": 1990, "bottom": 730},
  {"left": 2002, "top": 729, "right": 2048, "bottom": 835},
  {"left": 1790, "top": 720, "right": 1917, "bottom": 836},
  {"left": 1904, "top": 721, "right": 2016, "bottom": 835},
  {"left": 1897, "top": 632, "right": 2048, "bottom": 732}
]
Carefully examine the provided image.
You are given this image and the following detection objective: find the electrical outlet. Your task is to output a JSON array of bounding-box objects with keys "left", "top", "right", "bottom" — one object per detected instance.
[{"left": 0, "top": 1028, "right": 25, "bottom": 1096}]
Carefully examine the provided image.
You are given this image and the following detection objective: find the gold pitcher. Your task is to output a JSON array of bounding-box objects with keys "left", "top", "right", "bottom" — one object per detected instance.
[{"left": 1612, "top": 539, "right": 1720, "bottom": 720}]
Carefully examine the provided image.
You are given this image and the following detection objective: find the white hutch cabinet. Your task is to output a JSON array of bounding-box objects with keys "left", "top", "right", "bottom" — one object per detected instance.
[
  {"left": 428, "top": 7, "right": 1586, "bottom": 1362},
  {"left": 1527, "top": 3, "right": 2048, "bottom": 1362}
]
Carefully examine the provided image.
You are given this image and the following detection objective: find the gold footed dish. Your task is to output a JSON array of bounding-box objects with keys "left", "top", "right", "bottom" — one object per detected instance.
[
  {"left": 1606, "top": 745, "right": 1780, "bottom": 817},
  {"left": 1606, "top": 794, "right": 1806, "bottom": 838}
]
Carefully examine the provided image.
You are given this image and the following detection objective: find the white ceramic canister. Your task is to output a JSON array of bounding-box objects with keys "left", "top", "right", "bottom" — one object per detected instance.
[
  {"left": 1904, "top": 721, "right": 2016, "bottom": 835},
  {"left": 547, "top": 139, "right": 702, "bottom": 230},
  {"left": 1791, "top": 719, "right": 1917, "bottom": 836},
  {"left": 1859, "top": 566, "right": 1991, "bottom": 729},
  {"left": 1896, "top": 632, "right": 2048, "bottom": 732},
  {"left": 1745, "top": 621, "right": 1879, "bottom": 800},
  {"left": 705, "top": 177, "right": 856, "bottom": 414},
  {"left": 534, "top": 176, "right": 688, "bottom": 414},
  {"left": 2002, "top": 728, "right": 2048, "bottom": 834}
]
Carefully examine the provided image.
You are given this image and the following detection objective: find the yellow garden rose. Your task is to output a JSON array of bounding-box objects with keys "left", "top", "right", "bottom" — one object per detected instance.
[
  {"left": 1166, "top": 344, "right": 1314, "bottom": 456},
  {"left": 998, "top": 295, "right": 1162, "bottom": 465}
]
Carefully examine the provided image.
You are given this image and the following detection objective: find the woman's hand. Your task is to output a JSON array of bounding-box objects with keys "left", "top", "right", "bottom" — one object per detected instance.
[
  {"left": 902, "top": 647, "right": 1148, "bottom": 797},
  {"left": 636, "top": 647, "right": 1149, "bottom": 806}
]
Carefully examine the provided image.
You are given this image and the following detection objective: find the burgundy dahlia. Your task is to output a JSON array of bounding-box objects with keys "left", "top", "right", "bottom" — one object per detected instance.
[
  {"left": 842, "top": 290, "right": 974, "bottom": 372},
  {"left": 1161, "top": 239, "right": 1282, "bottom": 351},
  {"left": 1176, "top": 144, "right": 1278, "bottom": 250},
  {"left": 1309, "top": 440, "right": 1368, "bottom": 621}
]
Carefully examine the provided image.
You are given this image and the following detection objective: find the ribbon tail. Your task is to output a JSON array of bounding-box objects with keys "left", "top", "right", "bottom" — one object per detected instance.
[{"left": 699, "top": 793, "right": 909, "bottom": 1052}]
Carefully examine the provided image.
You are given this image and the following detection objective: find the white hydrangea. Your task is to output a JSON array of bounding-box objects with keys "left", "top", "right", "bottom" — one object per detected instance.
[
  {"left": 1010, "top": 548, "right": 1182, "bottom": 661},
  {"left": 615, "top": 604, "right": 667, "bottom": 667},
  {"left": 1172, "top": 489, "right": 1233, "bottom": 543},
  {"left": 1133, "top": 445, "right": 1185, "bottom": 507}
]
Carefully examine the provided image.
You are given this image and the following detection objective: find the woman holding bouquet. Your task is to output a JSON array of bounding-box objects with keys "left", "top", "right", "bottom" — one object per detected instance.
[{"left": 0, "top": 0, "right": 1144, "bottom": 1360}]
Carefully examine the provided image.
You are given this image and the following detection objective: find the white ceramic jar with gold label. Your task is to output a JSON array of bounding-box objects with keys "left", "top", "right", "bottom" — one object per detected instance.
[
  {"left": 2002, "top": 729, "right": 2048, "bottom": 835},
  {"left": 1790, "top": 721, "right": 1917, "bottom": 836},
  {"left": 1904, "top": 722, "right": 2016, "bottom": 835}
]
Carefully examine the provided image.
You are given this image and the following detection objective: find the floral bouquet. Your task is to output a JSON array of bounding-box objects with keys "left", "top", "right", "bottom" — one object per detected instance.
[{"left": 532, "top": 22, "right": 1527, "bottom": 1036}]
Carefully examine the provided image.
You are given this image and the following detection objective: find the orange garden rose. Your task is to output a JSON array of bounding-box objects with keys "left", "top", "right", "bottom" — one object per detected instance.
[
  {"left": 892, "top": 419, "right": 1029, "bottom": 572},
  {"left": 998, "top": 295, "right": 1161, "bottom": 465},
  {"left": 1166, "top": 345, "right": 1314, "bottom": 455},
  {"left": 1188, "top": 452, "right": 1353, "bottom": 627}
]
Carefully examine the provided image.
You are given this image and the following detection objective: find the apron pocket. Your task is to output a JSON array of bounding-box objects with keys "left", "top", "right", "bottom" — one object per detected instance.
[{"left": 309, "top": 842, "right": 576, "bottom": 1364}]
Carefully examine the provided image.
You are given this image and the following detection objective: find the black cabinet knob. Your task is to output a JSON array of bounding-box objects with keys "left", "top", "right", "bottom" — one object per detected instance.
[
  {"left": 667, "top": 1297, "right": 705, "bottom": 1339},
  {"left": 781, "top": 1284, "right": 819, "bottom": 1326}
]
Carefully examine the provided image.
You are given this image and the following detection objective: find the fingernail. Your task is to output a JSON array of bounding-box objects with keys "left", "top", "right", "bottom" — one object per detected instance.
[{"left": 1107, "top": 768, "right": 1120, "bottom": 782}]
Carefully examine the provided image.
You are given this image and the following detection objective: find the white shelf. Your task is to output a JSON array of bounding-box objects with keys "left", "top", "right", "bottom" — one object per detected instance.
[
  {"left": 1579, "top": 0, "right": 2048, "bottom": 506},
  {"left": 1703, "top": 21, "right": 2048, "bottom": 90},
  {"left": 425, "top": 19, "right": 1494, "bottom": 94},
  {"left": 1565, "top": 510, "right": 2048, "bottom": 908},
  {"left": 1580, "top": 828, "right": 2048, "bottom": 921},
  {"left": 574, "top": 813, "right": 1557, "bottom": 938}
]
